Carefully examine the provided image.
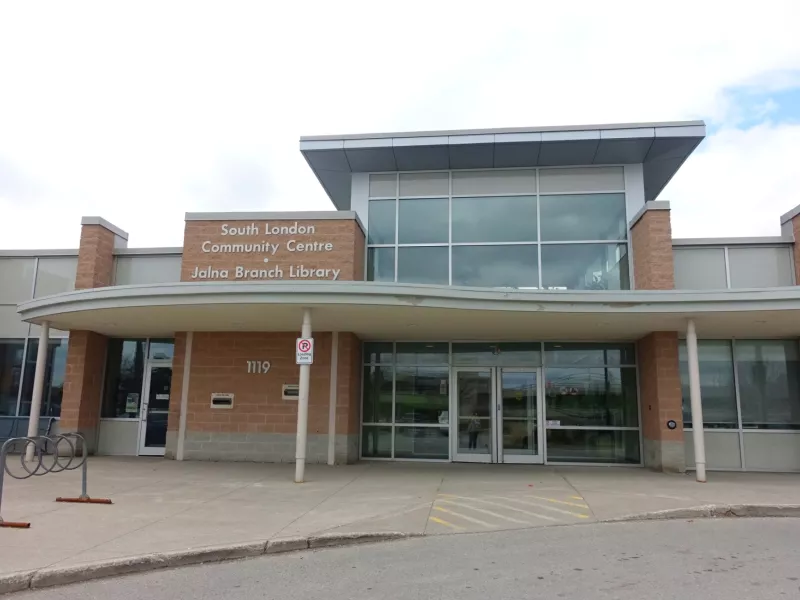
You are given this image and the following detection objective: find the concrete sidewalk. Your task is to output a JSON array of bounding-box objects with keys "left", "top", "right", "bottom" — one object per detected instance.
[{"left": 1, "top": 458, "right": 799, "bottom": 576}]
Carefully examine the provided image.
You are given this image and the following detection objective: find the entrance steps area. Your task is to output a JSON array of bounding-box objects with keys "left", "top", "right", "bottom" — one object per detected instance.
[{"left": 1, "top": 458, "right": 799, "bottom": 576}]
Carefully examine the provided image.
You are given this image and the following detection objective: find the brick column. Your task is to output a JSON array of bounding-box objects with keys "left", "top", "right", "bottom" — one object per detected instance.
[
  {"left": 637, "top": 332, "right": 685, "bottom": 472},
  {"left": 629, "top": 201, "right": 674, "bottom": 290},
  {"left": 779, "top": 204, "right": 800, "bottom": 284},
  {"left": 60, "top": 217, "right": 128, "bottom": 450}
]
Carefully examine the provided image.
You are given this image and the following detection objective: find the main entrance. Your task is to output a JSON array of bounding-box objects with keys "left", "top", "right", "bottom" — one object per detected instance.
[
  {"left": 137, "top": 364, "right": 173, "bottom": 456},
  {"left": 452, "top": 367, "right": 543, "bottom": 464}
]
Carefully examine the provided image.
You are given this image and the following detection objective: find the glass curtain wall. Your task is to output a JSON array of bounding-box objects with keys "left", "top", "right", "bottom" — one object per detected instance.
[
  {"left": 679, "top": 339, "right": 800, "bottom": 431},
  {"left": 0, "top": 338, "right": 69, "bottom": 418},
  {"left": 366, "top": 168, "right": 629, "bottom": 290},
  {"left": 361, "top": 341, "right": 641, "bottom": 463}
]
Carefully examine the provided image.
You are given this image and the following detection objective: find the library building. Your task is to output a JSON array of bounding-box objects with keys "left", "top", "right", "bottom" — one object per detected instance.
[{"left": 2, "top": 120, "right": 800, "bottom": 475}]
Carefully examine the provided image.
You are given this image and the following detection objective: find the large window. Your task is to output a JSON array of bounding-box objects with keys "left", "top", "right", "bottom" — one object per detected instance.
[
  {"left": 0, "top": 338, "right": 69, "bottom": 418},
  {"left": 102, "top": 339, "right": 147, "bottom": 419},
  {"left": 679, "top": 339, "right": 800, "bottom": 431},
  {"left": 362, "top": 342, "right": 450, "bottom": 459},
  {"left": 0, "top": 340, "right": 25, "bottom": 416},
  {"left": 543, "top": 343, "right": 640, "bottom": 464},
  {"left": 366, "top": 169, "right": 629, "bottom": 290}
]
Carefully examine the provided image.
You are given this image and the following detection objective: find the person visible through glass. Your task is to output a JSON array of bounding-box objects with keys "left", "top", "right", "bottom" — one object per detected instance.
[{"left": 467, "top": 412, "right": 481, "bottom": 450}]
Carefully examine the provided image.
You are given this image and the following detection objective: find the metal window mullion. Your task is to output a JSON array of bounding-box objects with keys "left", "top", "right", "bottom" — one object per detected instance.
[
  {"left": 390, "top": 341, "right": 396, "bottom": 459},
  {"left": 448, "top": 171, "right": 453, "bottom": 286},
  {"left": 730, "top": 338, "right": 747, "bottom": 469},
  {"left": 724, "top": 246, "right": 732, "bottom": 288},
  {"left": 394, "top": 174, "right": 399, "bottom": 282},
  {"left": 536, "top": 169, "right": 542, "bottom": 289},
  {"left": 15, "top": 337, "right": 30, "bottom": 416}
]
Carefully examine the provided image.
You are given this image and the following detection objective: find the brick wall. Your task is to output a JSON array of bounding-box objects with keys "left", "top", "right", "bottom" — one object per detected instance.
[
  {"left": 74, "top": 225, "right": 118, "bottom": 289},
  {"left": 630, "top": 207, "right": 675, "bottom": 290},
  {"left": 181, "top": 218, "right": 365, "bottom": 282},
  {"left": 59, "top": 331, "right": 108, "bottom": 447},
  {"left": 166, "top": 331, "right": 361, "bottom": 463},
  {"left": 637, "top": 331, "right": 685, "bottom": 472}
]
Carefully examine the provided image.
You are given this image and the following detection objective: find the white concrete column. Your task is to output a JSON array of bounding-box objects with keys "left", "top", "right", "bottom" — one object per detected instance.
[
  {"left": 327, "top": 332, "right": 339, "bottom": 466},
  {"left": 295, "top": 309, "right": 312, "bottom": 483},
  {"left": 176, "top": 331, "right": 194, "bottom": 461},
  {"left": 25, "top": 321, "right": 50, "bottom": 462},
  {"left": 686, "top": 319, "right": 707, "bottom": 483}
]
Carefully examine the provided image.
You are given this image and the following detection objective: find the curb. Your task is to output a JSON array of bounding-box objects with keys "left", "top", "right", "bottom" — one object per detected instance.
[
  {"left": 602, "top": 503, "right": 800, "bottom": 523},
  {"left": 0, "top": 532, "right": 415, "bottom": 595}
]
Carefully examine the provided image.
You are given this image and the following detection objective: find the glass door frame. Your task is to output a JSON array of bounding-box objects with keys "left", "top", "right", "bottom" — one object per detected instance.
[
  {"left": 450, "top": 366, "right": 544, "bottom": 464},
  {"left": 137, "top": 359, "right": 172, "bottom": 456}
]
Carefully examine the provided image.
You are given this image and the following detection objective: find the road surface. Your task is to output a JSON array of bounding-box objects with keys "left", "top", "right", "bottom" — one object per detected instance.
[{"left": 19, "top": 518, "right": 800, "bottom": 599}]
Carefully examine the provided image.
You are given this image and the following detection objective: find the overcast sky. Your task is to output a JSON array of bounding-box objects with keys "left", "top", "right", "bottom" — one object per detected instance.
[{"left": 1, "top": 1, "right": 799, "bottom": 249}]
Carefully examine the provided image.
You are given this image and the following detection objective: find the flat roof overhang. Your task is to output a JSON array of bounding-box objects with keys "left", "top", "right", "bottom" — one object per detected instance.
[
  {"left": 17, "top": 281, "right": 800, "bottom": 340},
  {"left": 300, "top": 121, "right": 706, "bottom": 210}
]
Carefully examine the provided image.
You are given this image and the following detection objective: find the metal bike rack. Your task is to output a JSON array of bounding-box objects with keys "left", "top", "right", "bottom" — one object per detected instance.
[{"left": 0, "top": 432, "right": 112, "bottom": 529}]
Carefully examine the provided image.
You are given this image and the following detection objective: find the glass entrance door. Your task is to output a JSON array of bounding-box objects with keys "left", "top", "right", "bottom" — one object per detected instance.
[
  {"left": 453, "top": 367, "right": 542, "bottom": 464},
  {"left": 138, "top": 365, "right": 173, "bottom": 456}
]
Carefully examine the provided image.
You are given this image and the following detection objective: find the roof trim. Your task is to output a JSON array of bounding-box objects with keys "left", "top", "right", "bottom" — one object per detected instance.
[
  {"left": 0, "top": 249, "right": 79, "bottom": 257},
  {"left": 81, "top": 216, "right": 129, "bottom": 241},
  {"left": 184, "top": 211, "right": 366, "bottom": 234},
  {"left": 673, "top": 237, "right": 794, "bottom": 247}
]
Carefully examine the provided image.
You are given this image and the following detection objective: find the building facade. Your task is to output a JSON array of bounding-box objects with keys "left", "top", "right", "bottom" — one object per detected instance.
[{"left": 3, "top": 120, "right": 800, "bottom": 473}]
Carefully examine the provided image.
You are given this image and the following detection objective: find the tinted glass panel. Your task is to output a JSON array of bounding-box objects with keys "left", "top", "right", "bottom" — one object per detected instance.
[
  {"left": 395, "top": 366, "right": 449, "bottom": 424},
  {"left": 452, "top": 343, "right": 541, "bottom": 367},
  {"left": 19, "top": 338, "right": 68, "bottom": 418},
  {"left": 148, "top": 339, "right": 174, "bottom": 360},
  {"left": 394, "top": 426, "right": 449, "bottom": 459},
  {"left": 451, "top": 170, "right": 536, "bottom": 196},
  {"left": 0, "top": 340, "right": 24, "bottom": 416},
  {"left": 544, "top": 343, "right": 636, "bottom": 366},
  {"left": 367, "top": 199, "right": 396, "bottom": 244},
  {"left": 34, "top": 258, "right": 77, "bottom": 297},
  {"left": 362, "top": 366, "right": 393, "bottom": 423},
  {"left": 369, "top": 173, "right": 396, "bottom": 198},
  {"left": 398, "top": 198, "right": 449, "bottom": 244},
  {"left": 728, "top": 247, "right": 793, "bottom": 289},
  {"left": 101, "top": 339, "right": 147, "bottom": 419},
  {"left": 544, "top": 367, "right": 638, "bottom": 427},
  {"left": 452, "top": 245, "right": 538, "bottom": 288},
  {"left": 0, "top": 258, "right": 35, "bottom": 303},
  {"left": 367, "top": 248, "right": 395, "bottom": 282},
  {"left": 541, "top": 243, "right": 629, "bottom": 290},
  {"left": 395, "top": 342, "right": 449, "bottom": 365},
  {"left": 451, "top": 196, "right": 537, "bottom": 243},
  {"left": 540, "top": 193, "right": 627, "bottom": 241},
  {"left": 362, "top": 426, "right": 392, "bottom": 457},
  {"left": 736, "top": 340, "right": 800, "bottom": 430},
  {"left": 397, "top": 247, "right": 448, "bottom": 285},
  {"left": 673, "top": 248, "right": 727, "bottom": 290},
  {"left": 399, "top": 172, "right": 448, "bottom": 197},
  {"left": 679, "top": 341, "right": 737, "bottom": 429},
  {"left": 538, "top": 167, "right": 624, "bottom": 194},
  {"left": 364, "top": 343, "right": 393, "bottom": 364},
  {"left": 546, "top": 429, "right": 640, "bottom": 464}
]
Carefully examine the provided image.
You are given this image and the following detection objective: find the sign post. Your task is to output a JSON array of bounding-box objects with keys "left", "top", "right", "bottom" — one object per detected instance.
[{"left": 294, "top": 312, "right": 313, "bottom": 483}]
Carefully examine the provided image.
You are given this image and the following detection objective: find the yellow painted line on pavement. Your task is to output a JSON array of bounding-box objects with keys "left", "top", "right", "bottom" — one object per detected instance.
[
  {"left": 444, "top": 495, "right": 557, "bottom": 522},
  {"left": 492, "top": 495, "right": 590, "bottom": 519},
  {"left": 433, "top": 505, "right": 494, "bottom": 528},
  {"left": 428, "top": 516, "right": 464, "bottom": 531},
  {"left": 570, "top": 495, "right": 584, "bottom": 500},
  {"left": 530, "top": 495, "right": 589, "bottom": 509},
  {"left": 438, "top": 499, "right": 533, "bottom": 525}
]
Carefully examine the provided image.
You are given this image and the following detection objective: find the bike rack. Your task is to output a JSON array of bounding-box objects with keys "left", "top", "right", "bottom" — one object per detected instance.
[{"left": 0, "top": 432, "right": 112, "bottom": 529}]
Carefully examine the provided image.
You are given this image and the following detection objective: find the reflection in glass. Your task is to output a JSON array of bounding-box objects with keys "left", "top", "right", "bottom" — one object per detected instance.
[
  {"left": 452, "top": 245, "right": 538, "bottom": 288},
  {"left": 364, "top": 342, "right": 393, "bottom": 364},
  {"left": 735, "top": 340, "right": 800, "bottom": 430},
  {"left": 362, "top": 366, "right": 393, "bottom": 423},
  {"left": 20, "top": 339, "right": 69, "bottom": 417},
  {"left": 456, "top": 370, "right": 492, "bottom": 455},
  {"left": 540, "top": 193, "right": 627, "bottom": 241},
  {"left": 396, "top": 342, "right": 449, "bottom": 365},
  {"left": 102, "top": 339, "right": 147, "bottom": 419},
  {"left": 397, "top": 247, "right": 448, "bottom": 285},
  {"left": 395, "top": 366, "right": 449, "bottom": 424},
  {"left": 678, "top": 341, "right": 738, "bottom": 428},
  {"left": 148, "top": 339, "right": 174, "bottom": 361},
  {"left": 367, "top": 247, "right": 395, "bottom": 282},
  {"left": 501, "top": 371, "right": 538, "bottom": 455},
  {"left": 453, "top": 343, "right": 541, "bottom": 367},
  {"left": 144, "top": 366, "right": 172, "bottom": 448},
  {"left": 394, "top": 426, "right": 449, "bottom": 459},
  {"left": 541, "top": 243, "right": 629, "bottom": 290},
  {"left": 452, "top": 196, "right": 537, "bottom": 243},
  {"left": 367, "top": 199, "right": 396, "bottom": 244},
  {"left": 0, "top": 340, "right": 24, "bottom": 416},
  {"left": 362, "top": 426, "right": 392, "bottom": 457},
  {"left": 544, "top": 343, "right": 636, "bottom": 367},
  {"left": 398, "top": 198, "right": 449, "bottom": 244},
  {"left": 546, "top": 429, "right": 640, "bottom": 464},
  {"left": 544, "top": 367, "right": 638, "bottom": 428}
]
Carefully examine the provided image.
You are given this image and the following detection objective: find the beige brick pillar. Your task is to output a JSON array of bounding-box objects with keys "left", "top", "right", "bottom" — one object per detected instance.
[
  {"left": 630, "top": 202, "right": 684, "bottom": 471},
  {"left": 60, "top": 217, "right": 128, "bottom": 450},
  {"left": 779, "top": 205, "right": 800, "bottom": 284}
]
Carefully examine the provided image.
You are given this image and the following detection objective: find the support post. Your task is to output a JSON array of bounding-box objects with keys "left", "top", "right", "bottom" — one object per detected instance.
[
  {"left": 327, "top": 332, "right": 339, "bottom": 466},
  {"left": 686, "top": 319, "right": 707, "bottom": 482},
  {"left": 295, "top": 309, "right": 312, "bottom": 483},
  {"left": 25, "top": 321, "right": 50, "bottom": 462},
  {"left": 176, "top": 332, "right": 194, "bottom": 461}
]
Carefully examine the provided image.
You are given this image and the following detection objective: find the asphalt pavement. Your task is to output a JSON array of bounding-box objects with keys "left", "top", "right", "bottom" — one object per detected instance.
[{"left": 14, "top": 518, "right": 800, "bottom": 599}]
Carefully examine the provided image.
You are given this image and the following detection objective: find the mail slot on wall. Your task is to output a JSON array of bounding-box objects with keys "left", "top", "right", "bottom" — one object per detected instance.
[
  {"left": 210, "top": 393, "right": 234, "bottom": 409},
  {"left": 282, "top": 384, "right": 299, "bottom": 400}
]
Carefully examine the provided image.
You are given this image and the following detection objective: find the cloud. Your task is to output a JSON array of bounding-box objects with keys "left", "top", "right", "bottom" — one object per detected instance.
[{"left": 0, "top": 0, "right": 799, "bottom": 248}]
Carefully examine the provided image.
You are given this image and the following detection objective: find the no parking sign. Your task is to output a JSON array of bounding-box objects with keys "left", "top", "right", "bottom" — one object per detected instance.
[{"left": 296, "top": 338, "right": 314, "bottom": 365}]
